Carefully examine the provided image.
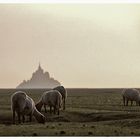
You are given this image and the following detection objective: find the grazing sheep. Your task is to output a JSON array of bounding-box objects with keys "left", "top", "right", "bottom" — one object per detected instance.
[
  {"left": 11, "top": 91, "right": 46, "bottom": 124},
  {"left": 122, "top": 88, "right": 140, "bottom": 106},
  {"left": 36, "top": 90, "right": 62, "bottom": 115},
  {"left": 53, "top": 86, "right": 67, "bottom": 110}
]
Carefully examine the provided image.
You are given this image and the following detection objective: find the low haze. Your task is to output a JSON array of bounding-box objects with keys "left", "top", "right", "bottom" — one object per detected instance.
[{"left": 0, "top": 4, "right": 140, "bottom": 88}]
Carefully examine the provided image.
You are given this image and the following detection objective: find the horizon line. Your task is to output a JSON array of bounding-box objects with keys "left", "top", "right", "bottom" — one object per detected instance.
[
  {"left": 0, "top": 87, "right": 138, "bottom": 89},
  {"left": 0, "top": 0, "right": 140, "bottom": 4}
]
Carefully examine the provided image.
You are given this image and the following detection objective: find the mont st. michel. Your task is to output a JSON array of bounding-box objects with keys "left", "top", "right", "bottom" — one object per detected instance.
[{"left": 16, "top": 64, "right": 61, "bottom": 89}]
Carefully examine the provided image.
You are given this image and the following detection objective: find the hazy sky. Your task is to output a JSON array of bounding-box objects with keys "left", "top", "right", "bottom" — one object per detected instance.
[{"left": 0, "top": 4, "right": 140, "bottom": 88}]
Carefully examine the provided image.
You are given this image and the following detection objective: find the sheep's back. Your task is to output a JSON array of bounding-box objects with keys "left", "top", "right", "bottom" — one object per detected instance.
[
  {"left": 42, "top": 90, "right": 62, "bottom": 106},
  {"left": 53, "top": 86, "right": 67, "bottom": 99},
  {"left": 122, "top": 89, "right": 140, "bottom": 101},
  {"left": 11, "top": 91, "right": 27, "bottom": 112}
]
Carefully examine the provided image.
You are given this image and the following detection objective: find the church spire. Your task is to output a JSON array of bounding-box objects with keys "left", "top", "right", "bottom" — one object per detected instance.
[
  {"left": 16, "top": 62, "right": 61, "bottom": 89},
  {"left": 38, "top": 62, "right": 41, "bottom": 70},
  {"left": 37, "top": 62, "right": 43, "bottom": 73}
]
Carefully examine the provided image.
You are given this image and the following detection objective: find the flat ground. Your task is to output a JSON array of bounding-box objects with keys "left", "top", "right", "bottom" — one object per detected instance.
[{"left": 0, "top": 88, "right": 140, "bottom": 136}]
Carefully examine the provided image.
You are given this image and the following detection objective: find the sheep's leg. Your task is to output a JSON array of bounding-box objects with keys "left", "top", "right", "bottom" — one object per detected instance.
[
  {"left": 29, "top": 114, "right": 32, "bottom": 122},
  {"left": 53, "top": 107, "right": 56, "bottom": 115},
  {"left": 126, "top": 100, "right": 128, "bottom": 106},
  {"left": 17, "top": 112, "right": 21, "bottom": 124},
  {"left": 12, "top": 109, "right": 15, "bottom": 124},
  {"left": 44, "top": 105, "right": 47, "bottom": 113},
  {"left": 50, "top": 106, "right": 52, "bottom": 114},
  {"left": 22, "top": 115, "right": 25, "bottom": 123},
  {"left": 123, "top": 96, "right": 125, "bottom": 106},
  {"left": 57, "top": 108, "right": 59, "bottom": 115},
  {"left": 131, "top": 101, "right": 133, "bottom": 106}
]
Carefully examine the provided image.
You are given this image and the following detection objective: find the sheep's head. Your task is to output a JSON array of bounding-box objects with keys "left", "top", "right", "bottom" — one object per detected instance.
[{"left": 38, "top": 114, "right": 46, "bottom": 124}]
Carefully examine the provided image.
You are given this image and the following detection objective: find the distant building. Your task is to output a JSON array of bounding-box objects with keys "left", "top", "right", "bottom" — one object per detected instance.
[{"left": 16, "top": 63, "right": 61, "bottom": 89}]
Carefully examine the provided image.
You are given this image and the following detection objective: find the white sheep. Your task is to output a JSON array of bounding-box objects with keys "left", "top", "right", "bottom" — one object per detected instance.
[
  {"left": 36, "top": 90, "right": 62, "bottom": 115},
  {"left": 11, "top": 91, "right": 46, "bottom": 124},
  {"left": 53, "top": 86, "right": 67, "bottom": 110},
  {"left": 122, "top": 88, "right": 140, "bottom": 106}
]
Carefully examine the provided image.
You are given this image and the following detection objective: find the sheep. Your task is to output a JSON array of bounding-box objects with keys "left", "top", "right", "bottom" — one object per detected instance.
[
  {"left": 36, "top": 90, "right": 62, "bottom": 115},
  {"left": 11, "top": 91, "right": 46, "bottom": 124},
  {"left": 122, "top": 88, "right": 140, "bottom": 106},
  {"left": 53, "top": 86, "right": 67, "bottom": 110}
]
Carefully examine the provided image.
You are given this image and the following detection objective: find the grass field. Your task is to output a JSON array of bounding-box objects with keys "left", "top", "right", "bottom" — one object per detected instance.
[{"left": 1, "top": 88, "right": 140, "bottom": 136}]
